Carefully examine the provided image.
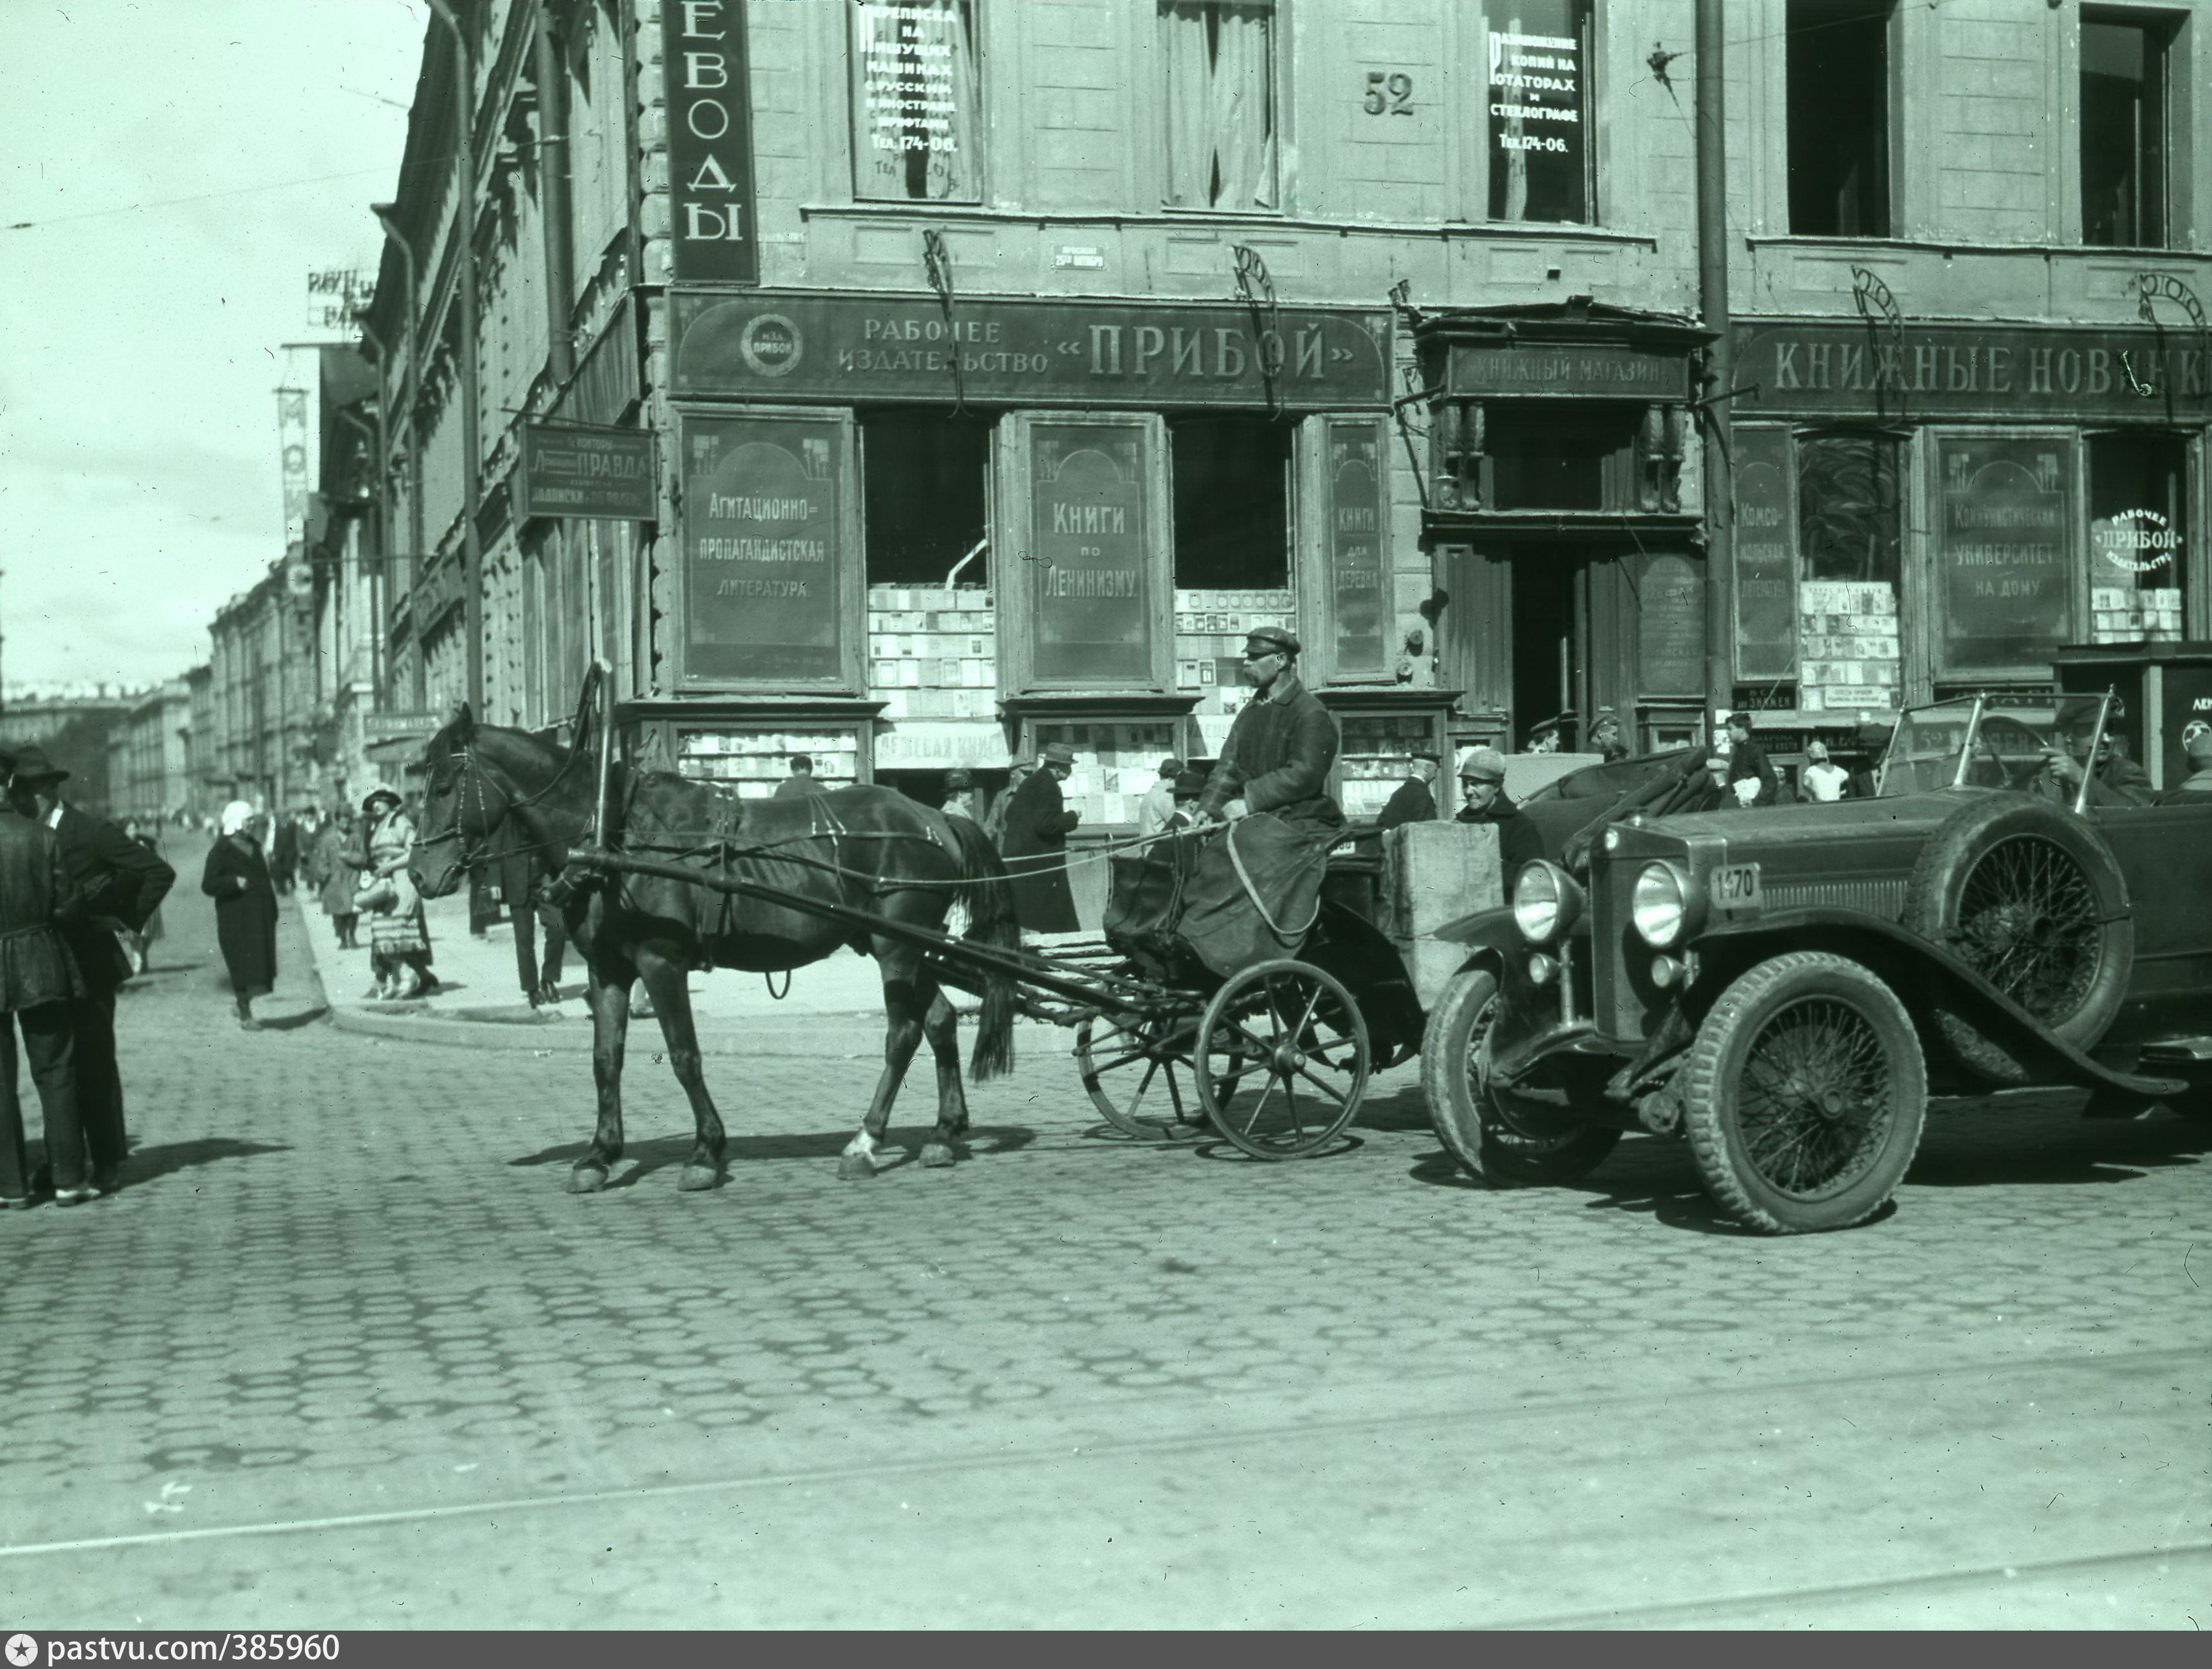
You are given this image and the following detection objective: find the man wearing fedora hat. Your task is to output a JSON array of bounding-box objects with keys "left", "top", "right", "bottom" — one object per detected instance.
[
  {"left": 9, "top": 743, "right": 174, "bottom": 1196},
  {"left": 1375, "top": 752, "right": 1441, "bottom": 832},
  {"left": 1000, "top": 741, "right": 1082, "bottom": 934},
  {"left": 1195, "top": 627, "right": 1343, "bottom": 829},
  {"left": 0, "top": 743, "right": 92, "bottom": 1205}
]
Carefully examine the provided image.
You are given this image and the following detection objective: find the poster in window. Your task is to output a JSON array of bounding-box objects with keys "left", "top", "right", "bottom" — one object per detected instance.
[
  {"left": 1487, "top": 0, "right": 1589, "bottom": 224},
  {"left": 1325, "top": 420, "right": 1389, "bottom": 678},
  {"left": 1030, "top": 425, "right": 1152, "bottom": 685},
  {"left": 681, "top": 415, "right": 846, "bottom": 683},
  {"left": 2088, "top": 432, "right": 2187, "bottom": 644},
  {"left": 1639, "top": 553, "right": 1706, "bottom": 694},
  {"left": 1733, "top": 430, "right": 1798, "bottom": 682},
  {"left": 1936, "top": 438, "right": 2074, "bottom": 672},
  {"left": 850, "top": 0, "right": 979, "bottom": 203}
]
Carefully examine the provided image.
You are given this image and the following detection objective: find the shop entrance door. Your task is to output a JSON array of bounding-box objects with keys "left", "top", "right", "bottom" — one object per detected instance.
[{"left": 1511, "top": 553, "right": 1585, "bottom": 750}]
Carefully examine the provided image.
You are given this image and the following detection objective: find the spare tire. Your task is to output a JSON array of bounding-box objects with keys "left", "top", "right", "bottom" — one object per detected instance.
[{"left": 1903, "top": 794, "right": 2132, "bottom": 1083}]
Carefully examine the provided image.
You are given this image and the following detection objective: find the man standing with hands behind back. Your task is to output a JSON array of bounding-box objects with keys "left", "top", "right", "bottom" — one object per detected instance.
[{"left": 9, "top": 744, "right": 176, "bottom": 1196}]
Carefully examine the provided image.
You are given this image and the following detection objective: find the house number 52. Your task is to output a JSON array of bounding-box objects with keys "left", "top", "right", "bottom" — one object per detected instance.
[{"left": 1363, "top": 72, "right": 1413, "bottom": 114}]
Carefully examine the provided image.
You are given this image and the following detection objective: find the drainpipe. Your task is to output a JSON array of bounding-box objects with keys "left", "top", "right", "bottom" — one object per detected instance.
[
  {"left": 427, "top": 0, "right": 486, "bottom": 715},
  {"left": 1695, "top": 0, "right": 1734, "bottom": 718},
  {"left": 371, "top": 203, "right": 426, "bottom": 711},
  {"left": 534, "top": 2, "right": 575, "bottom": 386}
]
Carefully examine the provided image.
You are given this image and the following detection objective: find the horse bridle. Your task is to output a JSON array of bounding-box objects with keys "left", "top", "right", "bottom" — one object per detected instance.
[{"left": 413, "top": 735, "right": 588, "bottom": 874}]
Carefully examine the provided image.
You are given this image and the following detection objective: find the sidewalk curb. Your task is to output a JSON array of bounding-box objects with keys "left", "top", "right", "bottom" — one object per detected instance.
[{"left": 324, "top": 999, "right": 1070, "bottom": 1058}]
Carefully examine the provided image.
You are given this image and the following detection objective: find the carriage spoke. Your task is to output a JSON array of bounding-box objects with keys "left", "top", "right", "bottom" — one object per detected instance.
[
  {"left": 1283, "top": 1074, "right": 1307, "bottom": 1138},
  {"left": 1238, "top": 1075, "right": 1280, "bottom": 1136},
  {"left": 1292, "top": 1062, "right": 1349, "bottom": 1105},
  {"left": 1123, "top": 1057, "right": 1161, "bottom": 1119}
]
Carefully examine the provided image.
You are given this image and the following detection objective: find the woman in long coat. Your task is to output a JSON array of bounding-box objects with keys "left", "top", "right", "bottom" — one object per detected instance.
[
  {"left": 202, "top": 800, "right": 278, "bottom": 1029},
  {"left": 1000, "top": 744, "right": 1082, "bottom": 934},
  {"left": 311, "top": 811, "right": 361, "bottom": 948}
]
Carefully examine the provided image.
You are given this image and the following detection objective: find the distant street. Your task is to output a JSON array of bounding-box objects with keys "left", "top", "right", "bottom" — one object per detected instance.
[{"left": 0, "top": 837, "right": 2204, "bottom": 1628}]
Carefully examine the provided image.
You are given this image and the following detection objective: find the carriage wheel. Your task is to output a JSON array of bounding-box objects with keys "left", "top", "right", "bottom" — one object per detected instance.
[
  {"left": 1195, "top": 960, "right": 1368, "bottom": 1160},
  {"left": 1076, "top": 1011, "right": 1217, "bottom": 1141}
]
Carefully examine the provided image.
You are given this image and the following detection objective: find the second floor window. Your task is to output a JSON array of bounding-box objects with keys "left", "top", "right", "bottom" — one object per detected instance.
[
  {"left": 2081, "top": 9, "right": 2172, "bottom": 247},
  {"left": 851, "top": 0, "right": 980, "bottom": 202},
  {"left": 1159, "top": 0, "right": 1278, "bottom": 210},
  {"left": 1787, "top": 0, "right": 1893, "bottom": 237},
  {"left": 1487, "top": 0, "right": 1594, "bottom": 225}
]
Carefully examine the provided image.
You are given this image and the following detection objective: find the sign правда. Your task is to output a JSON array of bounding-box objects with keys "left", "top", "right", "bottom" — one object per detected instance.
[{"left": 516, "top": 426, "right": 656, "bottom": 521}]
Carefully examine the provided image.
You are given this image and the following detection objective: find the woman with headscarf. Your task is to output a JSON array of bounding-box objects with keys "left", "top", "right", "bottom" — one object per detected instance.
[{"left": 201, "top": 801, "right": 278, "bottom": 1029}]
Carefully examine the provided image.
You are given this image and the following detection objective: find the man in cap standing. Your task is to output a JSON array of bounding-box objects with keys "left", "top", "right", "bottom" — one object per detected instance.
[
  {"left": 1001, "top": 741, "right": 1082, "bottom": 934},
  {"left": 9, "top": 744, "right": 174, "bottom": 1196},
  {"left": 1375, "top": 752, "right": 1441, "bottom": 831},
  {"left": 1455, "top": 746, "right": 1542, "bottom": 877},
  {"left": 774, "top": 754, "right": 828, "bottom": 799},
  {"left": 1136, "top": 756, "right": 1183, "bottom": 838},
  {"left": 1195, "top": 627, "right": 1344, "bottom": 829}
]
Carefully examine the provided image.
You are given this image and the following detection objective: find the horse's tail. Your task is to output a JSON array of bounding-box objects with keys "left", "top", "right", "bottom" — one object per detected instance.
[{"left": 946, "top": 815, "right": 1017, "bottom": 1081}]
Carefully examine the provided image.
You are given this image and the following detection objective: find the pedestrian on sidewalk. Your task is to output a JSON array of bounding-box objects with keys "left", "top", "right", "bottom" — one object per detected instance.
[
  {"left": 270, "top": 809, "right": 301, "bottom": 895},
  {"left": 358, "top": 787, "right": 437, "bottom": 996},
  {"left": 493, "top": 822, "right": 566, "bottom": 1006},
  {"left": 203, "top": 801, "right": 278, "bottom": 1031},
  {"left": 354, "top": 860, "right": 432, "bottom": 1000},
  {"left": 0, "top": 755, "right": 90, "bottom": 1206},
  {"left": 14, "top": 746, "right": 175, "bottom": 1194},
  {"left": 1002, "top": 741, "right": 1081, "bottom": 936},
  {"left": 117, "top": 817, "right": 170, "bottom": 975},
  {"left": 311, "top": 809, "right": 362, "bottom": 949}
]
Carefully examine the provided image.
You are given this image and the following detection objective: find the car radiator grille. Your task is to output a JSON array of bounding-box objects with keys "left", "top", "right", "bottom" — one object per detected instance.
[{"left": 1760, "top": 876, "right": 1910, "bottom": 920}]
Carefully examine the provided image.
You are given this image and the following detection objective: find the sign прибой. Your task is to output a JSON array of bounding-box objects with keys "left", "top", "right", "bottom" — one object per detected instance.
[{"left": 516, "top": 425, "right": 657, "bottom": 521}]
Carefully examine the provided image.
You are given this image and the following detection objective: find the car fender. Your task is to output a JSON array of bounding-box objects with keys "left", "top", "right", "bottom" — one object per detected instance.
[{"left": 1686, "top": 907, "right": 2183, "bottom": 1099}]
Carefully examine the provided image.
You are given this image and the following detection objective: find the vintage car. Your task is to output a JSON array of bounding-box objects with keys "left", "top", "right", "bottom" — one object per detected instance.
[{"left": 1420, "top": 693, "right": 2212, "bottom": 1233}]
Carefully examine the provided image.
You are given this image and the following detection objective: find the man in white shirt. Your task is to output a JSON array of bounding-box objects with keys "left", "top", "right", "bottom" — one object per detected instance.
[
  {"left": 1800, "top": 739, "right": 1850, "bottom": 802},
  {"left": 1136, "top": 755, "right": 1183, "bottom": 837}
]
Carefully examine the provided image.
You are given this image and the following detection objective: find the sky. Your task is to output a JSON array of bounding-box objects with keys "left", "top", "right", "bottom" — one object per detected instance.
[{"left": 0, "top": 0, "right": 429, "bottom": 695}]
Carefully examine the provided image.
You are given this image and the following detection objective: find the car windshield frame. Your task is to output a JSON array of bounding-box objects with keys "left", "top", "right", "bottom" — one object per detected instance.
[{"left": 1875, "top": 693, "right": 2114, "bottom": 811}]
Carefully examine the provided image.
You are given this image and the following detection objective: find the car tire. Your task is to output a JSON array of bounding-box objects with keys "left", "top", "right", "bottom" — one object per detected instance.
[
  {"left": 1421, "top": 967, "right": 1622, "bottom": 1187},
  {"left": 1680, "top": 952, "right": 1927, "bottom": 1234},
  {"left": 1904, "top": 795, "right": 2132, "bottom": 1084}
]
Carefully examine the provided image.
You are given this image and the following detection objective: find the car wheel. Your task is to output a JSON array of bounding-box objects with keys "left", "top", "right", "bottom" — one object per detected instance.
[
  {"left": 1904, "top": 796, "right": 2132, "bottom": 1084},
  {"left": 1420, "top": 967, "right": 1622, "bottom": 1187},
  {"left": 1680, "top": 952, "right": 1927, "bottom": 1235}
]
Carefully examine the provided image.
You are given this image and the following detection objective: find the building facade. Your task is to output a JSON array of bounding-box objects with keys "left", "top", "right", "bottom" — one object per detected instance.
[{"left": 105, "top": 680, "right": 194, "bottom": 824}]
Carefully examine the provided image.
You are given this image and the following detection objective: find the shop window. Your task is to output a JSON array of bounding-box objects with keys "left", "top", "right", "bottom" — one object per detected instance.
[
  {"left": 1484, "top": 402, "right": 1637, "bottom": 512},
  {"left": 2081, "top": 10, "right": 2172, "bottom": 248},
  {"left": 1485, "top": 0, "right": 1593, "bottom": 225},
  {"left": 1787, "top": 0, "right": 1893, "bottom": 237},
  {"left": 2088, "top": 430, "right": 2187, "bottom": 642},
  {"left": 1171, "top": 417, "right": 1290, "bottom": 588},
  {"left": 861, "top": 411, "right": 990, "bottom": 588},
  {"left": 1933, "top": 435, "right": 2075, "bottom": 677},
  {"left": 850, "top": 0, "right": 981, "bottom": 203},
  {"left": 1158, "top": 1, "right": 1277, "bottom": 210},
  {"left": 1796, "top": 432, "right": 1903, "bottom": 713}
]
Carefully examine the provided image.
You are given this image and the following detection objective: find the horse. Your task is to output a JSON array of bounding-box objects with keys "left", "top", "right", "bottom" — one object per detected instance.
[{"left": 407, "top": 692, "right": 1019, "bottom": 1193}]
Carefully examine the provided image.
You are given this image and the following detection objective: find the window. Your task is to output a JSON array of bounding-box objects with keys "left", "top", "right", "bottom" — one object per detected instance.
[
  {"left": 2081, "top": 10, "right": 2172, "bottom": 247},
  {"left": 851, "top": 0, "right": 981, "bottom": 203},
  {"left": 1158, "top": 1, "right": 1277, "bottom": 210},
  {"left": 1171, "top": 417, "right": 1290, "bottom": 587},
  {"left": 1787, "top": 0, "right": 1893, "bottom": 237},
  {"left": 1484, "top": 402, "right": 1638, "bottom": 512},
  {"left": 1796, "top": 432, "right": 1903, "bottom": 712},
  {"left": 2088, "top": 431, "right": 2187, "bottom": 642},
  {"left": 861, "top": 411, "right": 991, "bottom": 587},
  {"left": 1934, "top": 435, "right": 2075, "bottom": 677},
  {"left": 1486, "top": 0, "right": 1593, "bottom": 225}
]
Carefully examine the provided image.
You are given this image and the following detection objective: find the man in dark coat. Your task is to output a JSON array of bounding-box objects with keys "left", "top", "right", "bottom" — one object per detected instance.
[
  {"left": 1001, "top": 741, "right": 1082, "bottom": 934},
  {"left": 0, "top": 756, "right": 89, "bottom": 1205},
  {"left": 1375, "top": 752, "right": 1440, "bottom": 831},
  {"left": 1455, "top": 746, "right": 1543, "bottom": 877},
  {"left": 1723, "top": 712, "right": 1780, "bottom": 806},
  {"left": 270, "top": 811, "right": 300, "bottom": 893},
  {"left": 12, "top": 745, "right": 173, "bottom": 1196},
  {"left": 1195, "top": 627, "right": 1344, "bottom": 829},
  {"left": 493, "top": 822, "right": 567, "bottom": 1007},
  {"left": 773, "top": 754, "right": 829, "bottom": 799}
]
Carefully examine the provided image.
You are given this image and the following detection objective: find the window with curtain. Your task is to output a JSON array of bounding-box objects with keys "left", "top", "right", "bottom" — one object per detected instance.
[
  {"left": 1158, "top": 1, "right": 1278, "bottom": 211},
  {"left": 850, "top": 0, "right": 981, "bottom": 202}
]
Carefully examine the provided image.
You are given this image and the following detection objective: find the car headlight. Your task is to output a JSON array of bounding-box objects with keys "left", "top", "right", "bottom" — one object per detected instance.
[
  {"left": 1512, "top": 861, "right": 1585, "bottom": 945},
  {"left": 1632, "top": 861, "right": 1690, "bottom": 949}
]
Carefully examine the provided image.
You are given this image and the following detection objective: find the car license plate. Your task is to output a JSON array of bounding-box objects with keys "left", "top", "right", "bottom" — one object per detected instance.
[{"left": 1710, "top": 862, "right": 1762, "bottom": 911}]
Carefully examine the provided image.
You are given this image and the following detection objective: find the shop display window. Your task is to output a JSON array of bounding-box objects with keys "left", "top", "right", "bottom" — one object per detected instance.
[
  {"left": 1035, "top": 722, "right": 1180, "bottom": 828},
  {"left": 2081, "top": 9, "right": 2172, "bottom": 248},
  {"left": 850, "top": 0, "right": 981, "bottom": 204},
  {"left": 1338, "top": 715, "right": 1438, "bottom": 823},
  {"left": 861, "top": 410, "right": 990, "bottom": 589},
  {"left": 1786, "top": 0, "right": 1893, "bottom": 238},
  {"left": 2088, "top": 431, "right": 2188, "bottom": 643},
  {"left": 1933, "top": 434, "right": 2077, "bottom": 678},
  {"left": 1796, "top": 432, "right": 1903, "bottom": 714},
  {"left": 1485, "top": 0, "right": 1594, "bottom": 226},
  {"left": 1171, "top": 417, "right": 1290, "bottom": 590},
  {"left": 675, "top": 729, "right": 862, "bottom": 796},
  {"left": 1158, "top": 1, "right": 1278, "bottom": 210}
]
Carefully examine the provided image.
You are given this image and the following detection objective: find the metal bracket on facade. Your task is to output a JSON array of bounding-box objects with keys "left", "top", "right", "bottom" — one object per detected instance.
[
  {"left": 1231, "top": 244, "right": 1285, "bottom": 419},
  {"left": 2135, "top": 272, "right": 2209, "bottom": 414},
  {"left": 923, "top": 228, "right": 969, "bottom": 415},
  {"left": 1850, "top": 263, "right": 1907, "bottom": 425}
]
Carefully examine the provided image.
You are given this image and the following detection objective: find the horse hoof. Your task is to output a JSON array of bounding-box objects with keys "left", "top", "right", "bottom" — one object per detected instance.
[
  {"left": 836, "top": 1151, "right": 878, "bottom": 1181},
  {"left": 568, "top": 1163, "right": 608, "bottom": 1194},
  {"left": 919, "top": 1141, "right": 958, "bottom": 1169},
  {"left": 677, "top": 1163, "right": 720, "bottom": 1192}
]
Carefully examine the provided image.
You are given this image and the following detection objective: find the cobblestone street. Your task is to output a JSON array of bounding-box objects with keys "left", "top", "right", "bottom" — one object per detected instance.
[{"left": 1, "top": 865, "right": 2205, "bottom": 1628}]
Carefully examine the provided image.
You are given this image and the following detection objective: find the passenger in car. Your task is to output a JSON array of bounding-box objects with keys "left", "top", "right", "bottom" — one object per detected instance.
[
  {"left": 1722, "top": 713, "right": 1780, "bottom": 806},
  {"left": 1799, "top": 739, "right": 1849, "bottom": 802},
  {"left": 1455, "top": 747, "right": 1543, "bottom": 875},
  {"left": 2040, "top": 716, "right": 2154, "bottom": 807},
  {"left": 2155, "top": 728, "right": 2212, "bottom": 804}
]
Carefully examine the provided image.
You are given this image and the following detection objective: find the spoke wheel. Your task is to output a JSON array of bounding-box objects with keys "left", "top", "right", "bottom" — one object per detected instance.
[
  {"left": 1681, "top": 952, "right": 1927, "bottom": 1235},
  {"left": 1953, "top": 834, "right": 2102, "bottom": 1019},
  {"left": 1195, "top": 959, "right": 1368, "bottom": 1160},
  {"left": 1419, "top": 969, "right": 1620, "bottom": 1186},
  {"left": 1076, "top": 1010, "right": 1221, "bottom": 1141}
]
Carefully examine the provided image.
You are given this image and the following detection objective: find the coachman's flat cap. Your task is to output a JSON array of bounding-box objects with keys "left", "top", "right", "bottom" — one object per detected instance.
[{"left": 1243, "top": 625, "right": 1301, "bottom": 657}]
